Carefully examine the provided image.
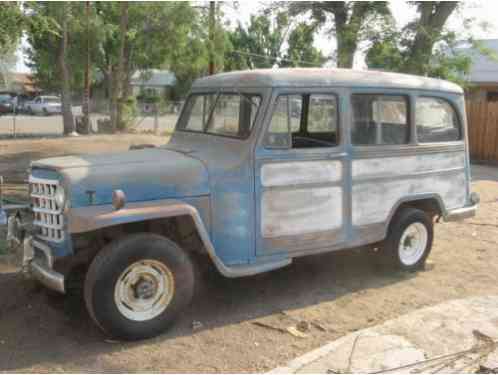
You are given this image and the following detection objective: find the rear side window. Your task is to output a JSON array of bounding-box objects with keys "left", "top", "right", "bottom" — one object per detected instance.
[
  {"left": 416, "top": 97, "right": 461, "bottom": 143},
  {"left": 351, "top": 95, "right": 409, "bottom": 145}
]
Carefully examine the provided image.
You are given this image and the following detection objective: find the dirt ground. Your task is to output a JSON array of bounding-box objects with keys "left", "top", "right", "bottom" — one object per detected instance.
[{"left": 1, "top": 136, "right": 498, "bottom": 372}]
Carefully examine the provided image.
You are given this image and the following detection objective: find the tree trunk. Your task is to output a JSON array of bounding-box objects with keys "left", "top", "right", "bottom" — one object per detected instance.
[
  {"left": 113, "top": 2, "right": 129, "bottom": 131},
  {"left": 403, "top": 1, "right": 458, "bottom": 75},
  {"left": 118, "top": 36, "right": 132, "bottom": 129},
  {"left": 83, "top": 1, "right": 91, "bottom": 133},
  {"left": 208, "top": 1, "right": 215, "bottom": 75},
  {"left": 58, "top": 3, "right": 75, "bottom": 135},
  {"left": 336, "top": 34, "right": 356, "bottom": 68}
]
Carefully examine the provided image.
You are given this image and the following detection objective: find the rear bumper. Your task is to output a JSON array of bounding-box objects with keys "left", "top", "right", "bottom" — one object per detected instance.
[
  {"left": 444, "top": 205, "right": 478, "bottom": 222},
  {"left": 23, "top": 237, "right": 66, "bottom": 294}
]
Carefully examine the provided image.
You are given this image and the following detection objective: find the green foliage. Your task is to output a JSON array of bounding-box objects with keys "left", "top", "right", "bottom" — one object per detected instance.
[
  {"left": 282, "top": 1, "right": 392, "bottom": 68},
  {"left": 118, "top": 96, "right": 137, "bottom": 129},
  {"left": 281, "top": 23, "right": 325, "bottom": 67},
  {"left": 25, "top": 2, "right": 97, "bottom": 92},
  {"left": 365, "top": 2, "right": 469, "bottom": 84},
  {"left": 225, "top": 13, "right": 290, "bottom": 70},
  {"left": 0, "top": 3, "right": 24, "bottom": 55},
  {"left": 224, "top": 12, "right": 324, "bottom": 70}
]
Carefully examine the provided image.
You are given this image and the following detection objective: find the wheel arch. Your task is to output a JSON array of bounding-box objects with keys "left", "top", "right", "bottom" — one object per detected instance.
[
  {"left": 383, "top": 194, "right": 445, "bottom": 238},
  {"left": 68, "top": 199, "right": 236, "bottom": 277}
]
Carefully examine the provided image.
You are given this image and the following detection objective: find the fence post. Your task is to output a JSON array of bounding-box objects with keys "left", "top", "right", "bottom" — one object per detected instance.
[
  {"left": 154, "top": 103, "right": 159, "bottom": 135},
  {"left": 12, "top": 109, "right": 16, "bottom": 139}
]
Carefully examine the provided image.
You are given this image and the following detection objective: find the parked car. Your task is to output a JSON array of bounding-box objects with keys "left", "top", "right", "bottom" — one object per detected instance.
[
  {"left": 0, "top": 94, "right": 14, "bottom": 114},
  {"left": 2, "top": 68, "right": 479, "bottom": 340},
  {"left": 24, "top": 95, "right": 62, "bottom": 115}
]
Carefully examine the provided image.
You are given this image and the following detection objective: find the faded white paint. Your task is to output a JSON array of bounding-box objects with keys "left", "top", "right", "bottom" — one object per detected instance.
[
  {"left": 261, "top": 187, "right": 342, "bottom": 238},
  {"left": 352, "top": 152, "right": 465, "bottom": 180},
  {"left": 261, "top": 161, "right": 342, "bottom": 187},
  {"left": 352, "top": 151, "right": 467, "bottom": 226}
]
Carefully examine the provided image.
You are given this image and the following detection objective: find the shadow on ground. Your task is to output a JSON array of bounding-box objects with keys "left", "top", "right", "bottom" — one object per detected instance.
[{"left": 0, "top": 249, "right": 415, "bottom": 371}]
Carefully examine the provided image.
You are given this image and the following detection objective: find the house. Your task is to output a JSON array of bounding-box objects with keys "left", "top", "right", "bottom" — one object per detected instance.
[
  {"left": 455, "top": 39, "right": 498, "bottom": 102},
  {"left": 455, "top": 39, "right": 498, "bottom": 163},
  {"left": 0, "top": 72, "right": 40, "bottom": 97},
  {"left": 130, "top": 69, "right": 176, "bottom": 99}
]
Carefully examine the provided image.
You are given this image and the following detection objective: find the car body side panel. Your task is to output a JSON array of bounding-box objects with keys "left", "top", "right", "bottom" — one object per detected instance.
[{"left": 352, "top": 150, "right": 466, "bottom": 227}]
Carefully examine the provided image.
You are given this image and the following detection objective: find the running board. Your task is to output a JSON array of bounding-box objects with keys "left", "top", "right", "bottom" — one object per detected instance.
[{"left": 216, "top": 258, "right": 292, "bottom": 278}]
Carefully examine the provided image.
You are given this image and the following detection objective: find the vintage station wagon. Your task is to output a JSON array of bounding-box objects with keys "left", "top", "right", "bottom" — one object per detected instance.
[{"left": 3, "top": 68, "right": 479, "bottom": 340}]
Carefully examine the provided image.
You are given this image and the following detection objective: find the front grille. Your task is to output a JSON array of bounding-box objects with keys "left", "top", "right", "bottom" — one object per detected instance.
[{"left": 29, "top": 176, "right": 64, "bottom": 242}]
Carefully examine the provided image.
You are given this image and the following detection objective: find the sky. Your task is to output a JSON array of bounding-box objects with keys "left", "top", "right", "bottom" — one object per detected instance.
[{"left": 15, "top": 0, "right": 498, "bottom": 73}]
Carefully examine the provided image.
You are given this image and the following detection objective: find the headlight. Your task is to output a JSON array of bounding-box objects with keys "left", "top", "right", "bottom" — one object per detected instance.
[{"left": 55, "top": 186, "right": 66, "bottom": 209}]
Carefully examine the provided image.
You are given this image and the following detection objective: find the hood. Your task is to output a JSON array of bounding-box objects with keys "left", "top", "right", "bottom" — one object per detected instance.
[{"left": 32, "top": 148, "right": 209, "bottom": 208}]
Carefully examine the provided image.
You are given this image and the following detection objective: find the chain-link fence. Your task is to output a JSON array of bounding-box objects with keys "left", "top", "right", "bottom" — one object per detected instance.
[{"left": 0, "top": 99, "right": 183, "bottom": 139}]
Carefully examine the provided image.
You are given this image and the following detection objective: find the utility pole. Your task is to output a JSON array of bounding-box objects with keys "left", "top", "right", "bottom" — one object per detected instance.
[
  {"left": 208, "top": 1, "right": 215, "bottom": 75},
  {"left": 83, "top": 1, "right": 91, "bottom": 133}
]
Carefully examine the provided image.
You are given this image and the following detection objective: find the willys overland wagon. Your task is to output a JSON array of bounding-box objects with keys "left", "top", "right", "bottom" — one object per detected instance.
[{"left": 2, "top": 68, "right": 479, "bottom": 340}]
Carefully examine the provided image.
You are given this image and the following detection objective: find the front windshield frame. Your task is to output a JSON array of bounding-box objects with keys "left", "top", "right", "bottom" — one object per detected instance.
[{"left": 176, "top": 91, "right": 262, "bottom": 140}]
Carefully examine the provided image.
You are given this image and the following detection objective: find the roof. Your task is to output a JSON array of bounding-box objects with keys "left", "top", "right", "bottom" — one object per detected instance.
[
  {"left": 4, "top": 72, "right": 39, "bottom": 93},
  {"left": 454, "top": 39, "right": 498, "bottom": 84},
  {"left": 192, "top": 68, "right": 463, "bottom": 94},
  {"left": 130, "top": 69, "right": 176, "bottom": 87}
]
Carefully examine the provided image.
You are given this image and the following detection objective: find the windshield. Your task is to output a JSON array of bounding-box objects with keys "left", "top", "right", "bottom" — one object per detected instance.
[{"left": 177, "top": 92, "right": 261, "bottom": 139}]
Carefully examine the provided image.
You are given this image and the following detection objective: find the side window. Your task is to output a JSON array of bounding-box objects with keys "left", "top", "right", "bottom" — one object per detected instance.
[
  {"left": 266, "top": 95, "right": 302, "bottom": 148},
  {"left": 416, "top": 97, "right": 461, "bottom": 143},
  {"left": 266, "top": 94, "right": 338, "bottom": 148},
  {"left": 352, "top": 95, "right": 409, "bottom": 145}
]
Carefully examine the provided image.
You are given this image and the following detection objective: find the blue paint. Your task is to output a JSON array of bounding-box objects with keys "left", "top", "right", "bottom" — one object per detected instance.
[{"left": 27, "top": 69, "right": 474, "bottom": 272}]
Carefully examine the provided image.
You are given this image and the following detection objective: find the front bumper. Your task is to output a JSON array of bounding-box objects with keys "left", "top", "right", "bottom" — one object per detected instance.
[{"left": 22, "top": 236, "right": 66, "bottom": 294}]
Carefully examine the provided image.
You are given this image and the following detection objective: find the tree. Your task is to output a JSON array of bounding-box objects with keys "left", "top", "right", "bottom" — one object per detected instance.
[
  {"left": 365, "top": 2, "right": 471, "bottom": 83},
  {"left": 282, "top": 1, "right": 391, "bottom": 68},
  {"left": 112, "top": 2, "right": 129, "bottom": 131},
  {"left": 281, "top": 23, "right": 326, "bottom": 67},
  {"left": 224, "top": 13, "right": 291, "bottom": 70},
  {"left": 0, "top": 3, "right": 24, "bottom": 55},
  {"left": 57, "top": 2, "right": 75, "bottom": 134},
  {"left": 92, "top": 2, "right": 197, "bottom": 129},
  {"left": 25, "top": 2, "right": 76, "bottom": 134}
]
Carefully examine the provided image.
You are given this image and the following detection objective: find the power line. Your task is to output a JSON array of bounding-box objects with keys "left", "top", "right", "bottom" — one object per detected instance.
[{"left": 230, "top": 50, "right": 322, "bottom": 67}]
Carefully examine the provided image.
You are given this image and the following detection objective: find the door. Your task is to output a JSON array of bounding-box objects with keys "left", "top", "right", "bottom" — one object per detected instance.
[{"left": 254, "top": 90, "right": 348, "bottom": 256}]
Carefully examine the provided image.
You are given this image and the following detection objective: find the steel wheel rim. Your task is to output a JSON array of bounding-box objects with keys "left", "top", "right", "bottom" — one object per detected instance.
[
  {"left": 398, "top": 222, "right": 428, "bottom": 266},
  {"left": 114, "top": 259, "right": 175, "bottom": 322}
]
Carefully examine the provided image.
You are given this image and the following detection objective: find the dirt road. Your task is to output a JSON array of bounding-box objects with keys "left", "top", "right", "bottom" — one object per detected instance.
[{"left": 1, "top": 136, "right": 498, "bottom": 372}]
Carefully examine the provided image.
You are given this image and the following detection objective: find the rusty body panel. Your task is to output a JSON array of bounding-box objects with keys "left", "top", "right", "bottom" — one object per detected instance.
[{"left": 8, "top": 68, "right": 478, "bottom": 293}]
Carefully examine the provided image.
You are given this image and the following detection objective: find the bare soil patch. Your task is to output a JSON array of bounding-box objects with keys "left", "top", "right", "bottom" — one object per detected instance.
[{"left": 1, "top": 136, "right": 497, "bottom": 372}]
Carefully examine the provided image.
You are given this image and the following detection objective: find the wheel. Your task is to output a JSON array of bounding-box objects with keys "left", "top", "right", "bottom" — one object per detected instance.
[
  {"left": 380, "top": 207, "right": 433, "bottom": 271},
  {"left": 84, "top": 233, "right": 195, "bottom": 340}
]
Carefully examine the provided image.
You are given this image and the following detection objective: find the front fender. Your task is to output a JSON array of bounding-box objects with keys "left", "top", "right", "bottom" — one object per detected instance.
[
  {"left": 67, "top": 198, "right": 235, "bottom": 274},
  {"left": 68, "top": 199, "right": 208, "bottom": 233}
]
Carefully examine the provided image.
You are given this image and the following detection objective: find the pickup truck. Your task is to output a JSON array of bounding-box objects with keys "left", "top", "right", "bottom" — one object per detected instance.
[{"left": 25, "top": 95, "right": 62, "bottom": 115}]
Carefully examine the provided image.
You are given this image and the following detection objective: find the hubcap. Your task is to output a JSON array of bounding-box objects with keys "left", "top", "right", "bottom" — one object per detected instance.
[
  {"left": 398, "top": 222, "right": 428, "bottom": 266},
  {"left": 114, "top": 259, "right": 174, "bottom": 322}
]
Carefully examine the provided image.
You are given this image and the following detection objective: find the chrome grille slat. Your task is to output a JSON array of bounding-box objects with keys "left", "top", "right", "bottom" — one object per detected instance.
[{"left": 29, "top": 176, "right": 64, "bottom": 243}]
